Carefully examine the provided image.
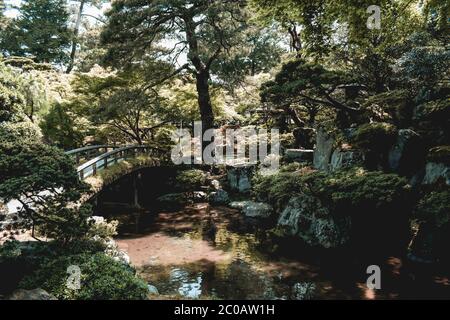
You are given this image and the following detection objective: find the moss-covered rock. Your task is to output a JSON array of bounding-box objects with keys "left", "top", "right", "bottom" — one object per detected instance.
[
  {"left": 254, "top": 167, "right": 412, "bottom": 250},
  {"left": 277, "top": 196, "right": 350, "bottom": 248},
  {"left": 351, "top": 122, "right": 397, "bottom": 153}
]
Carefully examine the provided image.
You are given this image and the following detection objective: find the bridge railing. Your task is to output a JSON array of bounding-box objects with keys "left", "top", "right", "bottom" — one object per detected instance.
[
  {"left": 76, "top": 145, "right": 165, "bottom": 180},
  {"left": 65, "top": 145, "right": 121, "bottom": 165}
]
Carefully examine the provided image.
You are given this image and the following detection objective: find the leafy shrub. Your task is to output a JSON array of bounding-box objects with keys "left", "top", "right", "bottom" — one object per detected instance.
[
  {"left": 253, "top": 170, "right": 313, "bottom": 211},
  {"left": 363, "top": 90, "right": 413, "bottom": 127},
  {"left": 415, "top": 188, "right": 450, "bottom": 228},
  {"left": 280, "top": 133, "right": 295, "bottom": 149},
  {"left": 19, "top": 253, "right": 148, "bottom": 300},
  {"left": 99, "top": 156, "right": 158, "bottom": 186},
  {"left": 175, "top": 169, "right": 207, "bottom": 191},
  {"left": 0, "top": 241, "right": 55, "bottom": 295},
  {"left": 86, "top": 217, "right": 118, "bottom": 242},
  {"left": 351, "top": 122, "right": 397, "bottom": 153},
  {"left": 312, "top": 168, "right": 411, "bottom": 215},
  {"left": 254, "top": 167, "right": 411, "bottom": 216}
]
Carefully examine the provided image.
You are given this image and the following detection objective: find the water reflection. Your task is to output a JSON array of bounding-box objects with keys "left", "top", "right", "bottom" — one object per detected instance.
[
  {"left": 110, "top": 203, "right": 450, "bottom": 300},
  {"left": 170, "top": 268, "right": 203, "bottom": 299}
]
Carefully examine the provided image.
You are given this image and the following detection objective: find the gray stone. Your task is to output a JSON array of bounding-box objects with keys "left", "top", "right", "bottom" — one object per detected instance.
[
  {"left": 147, "top": 285, "right": 159, "bottom": 295},
  {"left": 229, "top": 201, "right": 273, "bottom": 218},
  {"left": 422, "top": 162, "right": 450, "bottom": 185},
  {"left": 388, "top": 129, "right": 425, "bottom": 176},
  {"left": 313, "top": 128, "right": 335, "bottom": 172},
  {"left": 284, "top": 149, "right": 314, "bottom": 163},
  {"left": 9, "top": 289, "right": 57, "bottom": 300},
  {"left": 192, "top": 191, "right": 208, "bottom": 202},
  {"left": 330, "top": 149, "right": 364, "bottom": 172},
  {"left": 208, "top": 189, "right": 230, "bottom": 205},
  {"left": 227, "top": 165, "right": 256, "bottom": 193},
  {"left": 211, "top": 179, "right": 221, "bottom": 190},
  {"left": 277, "top": 196, "right": 350, "bottom": 248}
]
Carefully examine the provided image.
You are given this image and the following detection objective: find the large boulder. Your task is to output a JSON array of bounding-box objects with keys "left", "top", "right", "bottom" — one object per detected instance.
[
  {"left": 313, "top": 128, "right": 335, "bottom": 172},
  {"left": 277, "top": 196, "right": 350, "bottom": 248},
  {"left": 330, "top": 148, "right": 365, "bottom": 172},
  {"left": 227, "top": 165, "right": 256, "bottom": 193},
  {"left": 9, "top": 288, "right": 57, "bottom": 300},
  {"left": 147, "top": 284, "right": 159, "bottom": 295},
  {"left": 208, "top": 189, "right": 230, "bottom": 205},
  {"left": 422, "top": 162, "right": 450, "bottom": 186},
  {"left": 388, "top": 129, "right": 425, "bottom": 176},
  {"left": 229, "top": 201, "right": 273, "bottom": 218}
]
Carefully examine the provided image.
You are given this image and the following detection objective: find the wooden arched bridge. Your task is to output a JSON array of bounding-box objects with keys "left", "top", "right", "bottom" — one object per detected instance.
[
  {"left": 5, "top": 144, "right": 167, "bottom": 214},
  {"left": 65, "top": 144, "right": 166, "bottom": 180}
]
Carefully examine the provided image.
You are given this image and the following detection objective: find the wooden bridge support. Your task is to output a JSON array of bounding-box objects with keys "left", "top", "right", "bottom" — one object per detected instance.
[{"left": 132, "top": 172, "right": 142, "bottom": 209}]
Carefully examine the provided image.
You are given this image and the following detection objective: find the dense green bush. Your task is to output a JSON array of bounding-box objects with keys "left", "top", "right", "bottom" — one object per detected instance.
[
  {"left": 19, "top": 252, "right": 148, "bottom": 300},
  {"left": 253, "top": 168, "right": 317, "bottom": 211},
  {"left": 363, "top": 90, "right": 413, "bottom": 127},
  {"left": 175, "top": 169, "right": 207, "bottom": 191},
  {"left": 0, "top": 241, "right": 55, "bottom": 295},
  {"left": 254, "top": 167, "right": 411, "bottom": 216},
  {"left": 99, "top": 156, "right": 157, "bottom": 186},
  {"left": 314, "top": 168, "right": 411, "bottom": 215},
  {"left": 351, "top": 122, "right": 397, "bottom": 154},
  {"left": 415, "top": 188, "right": 450, "bottom": 228}
]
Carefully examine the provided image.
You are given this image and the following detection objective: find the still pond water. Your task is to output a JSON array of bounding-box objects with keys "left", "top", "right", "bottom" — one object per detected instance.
[{"left": 99, "top": 203, "right": 450, "bottom": 300}]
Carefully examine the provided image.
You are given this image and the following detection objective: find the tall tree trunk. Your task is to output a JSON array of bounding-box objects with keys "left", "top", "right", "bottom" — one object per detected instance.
[
  {"left": 288, "top": 24, "right": 302, "bottom": 56},
  {"left": 183, "top": 14, "right": 215, "bottom": 151},
  {"left": 196, "top": 70, "right": 215, "bottom": 150},
  {"left": 66, "top": 0, "right": 85, "bottom": 74}
]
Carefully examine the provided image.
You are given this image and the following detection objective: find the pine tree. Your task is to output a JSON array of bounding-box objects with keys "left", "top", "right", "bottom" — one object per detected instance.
[{"left": 0, "top": 0, "right": 71, "bottom": 64}]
